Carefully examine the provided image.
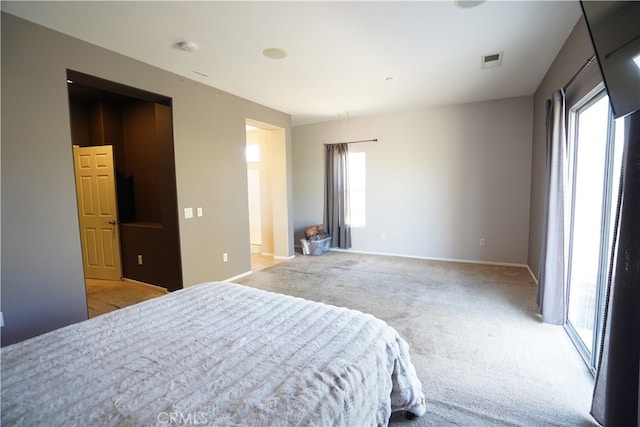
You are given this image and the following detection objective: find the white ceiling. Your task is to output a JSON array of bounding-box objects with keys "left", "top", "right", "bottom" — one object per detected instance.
[{"left": 2, "top": 1, "right": 583, "bottom": 125}]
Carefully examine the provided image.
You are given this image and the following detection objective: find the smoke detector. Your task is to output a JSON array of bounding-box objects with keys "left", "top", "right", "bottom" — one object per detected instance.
[
  {"left": 178, "top": 41, "right": 198, "bottom": 53},
  {"left": 481, "top": 51, "right": 503, "bottom": 69}
]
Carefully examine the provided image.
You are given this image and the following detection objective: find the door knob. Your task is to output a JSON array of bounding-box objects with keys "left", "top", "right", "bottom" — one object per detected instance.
[{"left": 108, "top": 220, "right": 117, "bottom": 225}]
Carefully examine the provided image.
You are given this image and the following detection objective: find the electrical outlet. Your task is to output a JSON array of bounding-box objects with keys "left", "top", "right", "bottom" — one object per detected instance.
[
  {"left": 223, "top": 253, "right": 228, "bottom": 262},
  {"left": 480, "top": 238, "right": 486, "bottom": 246},
  {"left": 197, "top": 207, "right": 203, "bottom": 217},
  {"left": 137, "top": 254, "right": 143, "bottom": 265}
]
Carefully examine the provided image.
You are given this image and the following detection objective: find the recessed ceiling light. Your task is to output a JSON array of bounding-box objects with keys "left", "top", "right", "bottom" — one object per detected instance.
[
  {"left": 455, "top": 0, "right": 486, "bottom": 9},
  {"left": 262, "top": 48, "right": 288, "bottom": 60},
  {"left": 385, "top": 77, "right": 394, "bottom": 81}
]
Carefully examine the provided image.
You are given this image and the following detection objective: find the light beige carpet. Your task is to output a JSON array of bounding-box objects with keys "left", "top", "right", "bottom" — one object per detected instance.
[
  {"left": 85, "top": 279, "right": 168, "bottom": 318},
  {"left": 235, "top": 251, "right": 597, "bottom": 426}
]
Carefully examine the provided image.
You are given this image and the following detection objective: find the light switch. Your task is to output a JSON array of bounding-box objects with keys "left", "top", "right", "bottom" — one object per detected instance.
[
  {"left": 184, "top": 207, "right": 194, "bottom": 219},
  {"left": 197, "top": 207, "right": 203, "bottom": 217}
]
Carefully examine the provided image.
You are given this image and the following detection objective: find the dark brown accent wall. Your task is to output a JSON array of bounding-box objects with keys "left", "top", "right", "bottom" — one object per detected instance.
[
  {"left": 69, "top": 100, "right": 91, "bottom": 146},
  {"left": 120, "top": 103, "right": 182, "bottom": 291},
  {"left": 122, "top": 101, "right": 162, "bottom": 224}
]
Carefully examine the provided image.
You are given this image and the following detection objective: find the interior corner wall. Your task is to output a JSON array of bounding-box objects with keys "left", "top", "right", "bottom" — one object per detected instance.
[
  {"left": 268, "top": 128, "right": 290, "bottom": 259},
  {"left": 0, "top": 12, "right": 292, "bottom": 345},
  {"left": 527, "top": 16, "right": 596, "bottom": 280},
  {"left": 293, "top": 96, "right": 533, "bottom": 265}
]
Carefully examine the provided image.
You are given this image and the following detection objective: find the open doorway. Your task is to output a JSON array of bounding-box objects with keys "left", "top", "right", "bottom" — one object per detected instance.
[
  {"left": 67, "top": 70, "right": 182, "bottom": 316},
  {"left": 245, "top": 119, "right": 290, "bottom": 272}
]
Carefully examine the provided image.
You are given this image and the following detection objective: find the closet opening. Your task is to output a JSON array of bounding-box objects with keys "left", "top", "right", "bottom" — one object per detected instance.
[{"left": 67, "top": 70, "right": 183, "bottom": 302}]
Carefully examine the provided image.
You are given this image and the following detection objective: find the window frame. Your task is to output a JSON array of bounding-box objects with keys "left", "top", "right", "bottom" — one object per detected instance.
[{"left": 565, "top": 84, "right": 622, "bottom": 373}]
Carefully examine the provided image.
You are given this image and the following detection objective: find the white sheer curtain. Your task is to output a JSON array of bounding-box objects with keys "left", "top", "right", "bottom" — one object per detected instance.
[
  {"left": 324, "top": 143, "right": 352, "bottom": 249},
  {"left": 537, "top": 89, "right": 568, "bottom": 325}
]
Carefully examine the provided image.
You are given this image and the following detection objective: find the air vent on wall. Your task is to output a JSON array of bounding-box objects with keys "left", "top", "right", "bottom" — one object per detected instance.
[{"left": 481, "top": 51, "right": 503, "bottom": 69}]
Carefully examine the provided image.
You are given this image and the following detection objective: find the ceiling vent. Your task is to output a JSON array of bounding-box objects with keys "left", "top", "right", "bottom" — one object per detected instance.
[{"left": 481, "top": 51, "right": 503, "bottom": 69}]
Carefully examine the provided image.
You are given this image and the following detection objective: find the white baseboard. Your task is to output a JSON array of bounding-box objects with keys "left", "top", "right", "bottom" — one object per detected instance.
[
  {"left": 265, "top": 246, "right": 540, "bottom": 284},
  {"left": 253, "top": 252, "right": 294, "bottom": 260},
  {"left": 525, "top": 265, "right": 539, "bottom": 285},
  {"left": 224, "top": 271, "right": 253, "bottom": 282},
  {"left": 329, "top": 248, "right": 533, "bottom": 271}
]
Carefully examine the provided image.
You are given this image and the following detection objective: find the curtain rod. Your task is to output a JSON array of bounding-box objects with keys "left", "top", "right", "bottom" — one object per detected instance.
[
  {"left": 563, "top": 55, "right": 596, "bottom": 89},
  {"left": 325, "top": 138, "right": 378, "bottom": 145}
]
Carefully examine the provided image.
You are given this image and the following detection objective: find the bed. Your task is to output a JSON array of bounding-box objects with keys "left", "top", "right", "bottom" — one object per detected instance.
[{"left": 1, "top": 281, "right": 426, "bottom": 426}]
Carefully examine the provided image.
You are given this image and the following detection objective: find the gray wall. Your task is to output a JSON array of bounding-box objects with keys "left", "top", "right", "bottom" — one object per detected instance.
[
  {"left": 293, "top": 96, "right": 533, "bottom": 265},
  {"left": 527, "top": 16, "right": 596, "bottom": 280},
  {"left": 1, "top": 13, "right": 293, "bottom": 345}
]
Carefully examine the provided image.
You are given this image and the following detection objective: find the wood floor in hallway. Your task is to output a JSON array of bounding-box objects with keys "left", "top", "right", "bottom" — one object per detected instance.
[{"left": 85, "top": 279, "right": 167, "bottom": 318}]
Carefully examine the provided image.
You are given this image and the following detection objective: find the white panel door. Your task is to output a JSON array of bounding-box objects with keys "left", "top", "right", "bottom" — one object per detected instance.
[{"left": 73, "top": 146, "right": 122, "bottom": 280}]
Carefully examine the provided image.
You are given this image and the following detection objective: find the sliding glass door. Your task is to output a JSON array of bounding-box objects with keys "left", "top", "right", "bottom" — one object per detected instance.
[{"left": 565, "top": 86, "right": 624, "bottom": 372}]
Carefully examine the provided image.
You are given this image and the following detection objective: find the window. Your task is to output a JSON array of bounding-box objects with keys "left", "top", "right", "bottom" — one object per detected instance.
[
  {"left": 246, "top": 144, "right": 260, "bottom": 163},
  {"left": 347, "top": 152, "right": 366, "bottom": 227},
  {"left": 565, "top": 87, "right": 624, "bottom": 372}
]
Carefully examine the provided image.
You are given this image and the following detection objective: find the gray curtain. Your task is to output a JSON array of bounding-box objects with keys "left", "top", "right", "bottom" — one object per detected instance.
[
  {"left": 591, "top": 111, "right": 640, "bottom": 426},
  {"left": 324, "top": 143, "right": 352, "bottom": 249},
  {"left": 537, "top": 89, "right": 567, "bottom": 325}
]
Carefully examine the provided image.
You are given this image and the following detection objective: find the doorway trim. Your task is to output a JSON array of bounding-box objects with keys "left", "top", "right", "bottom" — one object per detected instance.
[{"left": 245, "top": 119, "right": 291, "bottom": 263}]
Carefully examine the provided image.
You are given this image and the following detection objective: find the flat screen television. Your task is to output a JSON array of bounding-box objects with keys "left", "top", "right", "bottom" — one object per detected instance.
[{"left": 580, "top": 1, "right": 640, "bottom": 119}]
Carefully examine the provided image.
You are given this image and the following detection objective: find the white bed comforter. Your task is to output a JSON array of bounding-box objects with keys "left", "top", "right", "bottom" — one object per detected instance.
[{"left": 1, "top": 282, "right": 426, "bottom": 426}]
